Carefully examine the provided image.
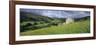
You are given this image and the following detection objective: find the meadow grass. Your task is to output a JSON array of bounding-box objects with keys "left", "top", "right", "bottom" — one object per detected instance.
[{"left": 20, "top": 20, "right": 90, "bottom": 36}]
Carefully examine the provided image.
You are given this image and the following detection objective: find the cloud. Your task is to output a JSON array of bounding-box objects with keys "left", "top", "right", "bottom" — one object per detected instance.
[{"left": 20, "top": 8, "right": 90, "bottom": 18}]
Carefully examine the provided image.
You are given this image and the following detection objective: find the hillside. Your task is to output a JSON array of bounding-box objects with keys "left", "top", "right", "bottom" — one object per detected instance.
[{"left": 20, "top": 11, "right": 65, "bottom": 32}]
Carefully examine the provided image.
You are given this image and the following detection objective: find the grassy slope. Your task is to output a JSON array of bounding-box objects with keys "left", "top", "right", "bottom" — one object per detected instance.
[{"left": 20, "top": 20, "right": 90, "bottom": 36}]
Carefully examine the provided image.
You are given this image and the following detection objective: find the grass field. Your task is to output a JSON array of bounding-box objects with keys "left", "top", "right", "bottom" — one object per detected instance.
[{"left": 20, "top": 20, "right": 90, "bottom": 36}]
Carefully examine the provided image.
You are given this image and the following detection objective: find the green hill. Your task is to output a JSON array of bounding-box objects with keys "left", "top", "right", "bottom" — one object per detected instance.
[{"left": 20, "top": 11, "right": 65, "bottom": 32}]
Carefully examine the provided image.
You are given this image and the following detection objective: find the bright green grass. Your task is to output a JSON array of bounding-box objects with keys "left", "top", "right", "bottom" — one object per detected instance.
[{"left": 20, "top": 20, "right": 90, "bottom": 36}]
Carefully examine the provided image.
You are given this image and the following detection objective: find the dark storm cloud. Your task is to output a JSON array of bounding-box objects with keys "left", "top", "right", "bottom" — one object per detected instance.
[{"left": 20, "top": 8, "right": 90, "bottom": 18}]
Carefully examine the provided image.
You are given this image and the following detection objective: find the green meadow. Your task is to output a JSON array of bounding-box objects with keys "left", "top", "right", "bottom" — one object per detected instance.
[{"left": 20, "top": 19, "right": 90, "bottom": 36}]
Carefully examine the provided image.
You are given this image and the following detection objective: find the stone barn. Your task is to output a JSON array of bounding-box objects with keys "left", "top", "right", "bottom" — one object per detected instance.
[{"left": 65, "top": 17, "right": 74, "bottom": 24}]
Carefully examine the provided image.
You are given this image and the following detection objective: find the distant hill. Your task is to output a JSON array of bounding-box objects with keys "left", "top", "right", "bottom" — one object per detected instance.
[
  {"left": 20, "top": 11, "right": 55, "bottom": 23},
  {"left": 74, "top": 16, "right": 90, "bottom": 21}
]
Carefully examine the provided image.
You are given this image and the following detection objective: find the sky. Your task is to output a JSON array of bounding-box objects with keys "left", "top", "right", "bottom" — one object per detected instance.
[{"left": 20, "top": 8, "right": 90, "bottom": 19}]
